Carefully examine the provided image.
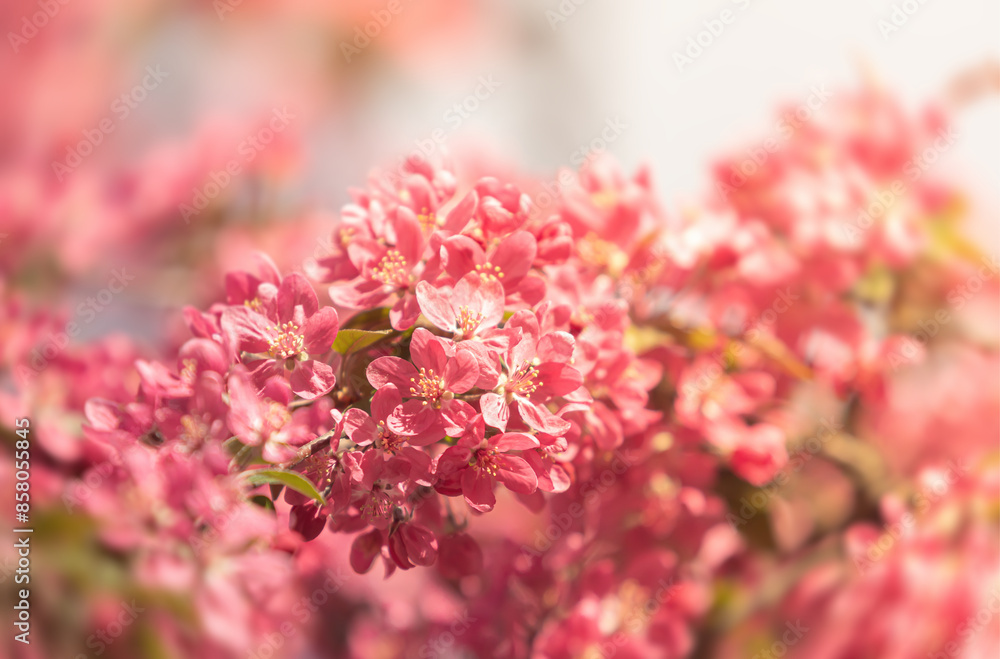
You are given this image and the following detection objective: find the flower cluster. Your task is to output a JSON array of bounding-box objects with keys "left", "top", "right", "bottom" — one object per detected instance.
[{"left": 2, "top": 78, "right": 997, "bottom": 659}]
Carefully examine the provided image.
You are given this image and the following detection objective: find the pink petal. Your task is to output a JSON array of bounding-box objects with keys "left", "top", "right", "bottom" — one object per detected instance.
[
  {"left": 343, "top": 408, "right": 378, "bottom": 445},
  {"left": 392, "top": 206, "right": 425, "bottom": 266},
  {"left": 390, "top": 294, "right": 422, "bottom": 331},
  {"left": 517, "top": 399, "right": 570, "bottom": 435},
  {"left": 226, "top": 369, "right": 263, "bottom": 446},
  {"left": 350, "top": 529, "right": 384, "bottom": 574},
  {"left": 494, "top": 455, "right": 538, "bottom": 494},
  {"left": 533, "top": 363, "right": 584, "bottom": 399},
  {"left": 536, "top": 331, "right": 575, "bottom": 363},
  {"left": 178, "top": 338, "right": 229, "bottom": 375},
  {"left": 415, "top": 281, "right": 456, "bottom": 332},
  {"left": 371, "top": 384, "right": 403, "bottom": 423},
  {"left": 442, "top": 190, "right": 477, "bottom": 233},
  {"left": 436, "top": 533, "right": 483, "bottom": 580},
  {"left": 398, "top": 523, "right": 438, "bottom": 567},
  {"left": 441, "top": 235, "right": 485, "bottom": 280},
  {"left": 440, "top": 399, "right": 477, "bottom": 437},
  {"left": 221, "top": 306, "right": 273, "bottom": 354},
  {"left": 277, "top": 273, "right": 319, "bottom": 324},
  {"left": 410, "top": 328, "right": 450, "bottom": 375},
  {"left": 443, "top": 349, "right": 479, "bottom": 394},
  {"left": 303, "top": 307, "right": 340, "bottom": 355},
  {"left": 480, "top": 392, "right": 510, "bottom": 431},
  {"left": 367, "top": 357, "right": 418, "bottom": 390},
  {"left": 289, "top": 360, "right": 337, "bottom": 399},
  {"left": 461, "top": 468, "right": 496, "bottom": 512},
  {"left": 329, "top": 278, "right": 390, "bottom": 309},
  {"left": 493, "top": 432, "right": 540, "bottom": 451},
  {"left": 387, "top": 399, "right": 438, "bottom": 436},
  {"left": 491, "top": 230, "right": 536, "bottom": 281}
]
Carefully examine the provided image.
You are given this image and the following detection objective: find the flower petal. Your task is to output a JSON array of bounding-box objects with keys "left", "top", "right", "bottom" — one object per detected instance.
[
  {"left": 480, "top": 392, "right": 510, "bottom": 431},
  {"left": 495, "top": 455, "right": 538, "bottom": 495},
  {"left": 277, "top": 273, "right": 319, "bottom": 324},
  {"left": 367, "top": 356, "right": 418, "bottom": 390},
  {"left": 303, "top": 307, "right": 339, "bottom": 355},
  {"left": 415, "top": 280, "right": 456, "bottom": 333},
  {"left": 289, "top": 360, "right": 337, "bottom": 399},
  {"left": 461, "top": 468, "right": 496, "bottom": 513}
]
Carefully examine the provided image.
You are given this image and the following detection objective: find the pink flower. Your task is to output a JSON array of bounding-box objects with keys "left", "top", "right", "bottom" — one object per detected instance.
[
  {"left": 342, "top": 384, "right": 434, "bottom": 482},
  {"left": 711, "top": 421, "right": 789, "bottom": 486},
  {"left": 222, "top": 273, "right": 339, "bottom": 399},
  {"left": 344, "top": 449, "right": 411, "bottom": 528},
  {"left": 415, "top": 272, "right": 505, "bottom": 341},
  {"left": 440, "top": 230, "right": 543, "bottom": 304},
  {"left": 328, "top": 206, "right": 430, "bottom": 330},
  {"left": 387, "top": 522, "right": 438, "bottom": 570},
  {"left": 366, "top": 328, "right": 479, "bottom": 439},
  {"left": 479, "top": 310, "right": 583, "bottom": 435},
  {"left": 436, "top": 415, "right": 539, "bottom": 512},
  {"left": 226, "top": 368, "right": 323, "bottom": 464},
  {"left": 675, "top": 357, "right": 775, "bottom": 434}
]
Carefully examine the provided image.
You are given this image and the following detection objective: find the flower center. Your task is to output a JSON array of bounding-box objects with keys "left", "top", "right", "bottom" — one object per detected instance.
[
  {"left": 361, "top": 487, "right": 393, "bottom": 521},
  {"left": 371, "top": 249, "right": 410, "bottom": 288},
  {"left": 304, "top": 453, "right": 336, "bottom": 487},
  {"left": 265, "top": 401, "right": 291, "bottom": 430},
  {"left": 474, "top": 262, "right": 505, "bottom": 283},
  {"left": 417, "top": 208, "right": 438, "bottom": 232},
  {"left": 409, "top": 368, "right": 447, "bottom": 405},
  {"left": 455, "top": 305, "right": 485, "bottom": 337},
  {"left": 376, "top": 421, "right": 405, "bottom": 454},
  {"left": 339, "top": 226, "right": 356, "bottom": 247},
  {"left": 244, "top": 297, "right": 265, "bottom": 313},
  {"left": 180, "top": 414, "right": 209, "bottom": 444},
  {"left": 179, "top": 358, "right": 198, "bottom": 384},
  {"left": 473, "top": 448, "right": 500, "bottom": 476},
  {"left": 267, "top": 322, "right": 305, "bottom": 360},
  {"left": 507, "top": 362, "right": 541, "bottom": 397}
]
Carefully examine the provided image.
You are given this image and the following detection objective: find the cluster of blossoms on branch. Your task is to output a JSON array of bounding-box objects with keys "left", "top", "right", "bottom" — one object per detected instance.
[{"left": 2, "top": 79, "right": 997, "bottom": 659}]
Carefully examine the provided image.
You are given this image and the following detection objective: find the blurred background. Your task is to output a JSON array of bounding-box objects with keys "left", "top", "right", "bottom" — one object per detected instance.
[{"left": 2, "top": 0, "right": 997, "bottom": 328}]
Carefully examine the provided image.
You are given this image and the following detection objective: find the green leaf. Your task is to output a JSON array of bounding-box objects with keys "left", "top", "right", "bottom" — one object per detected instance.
[
  {"left": 249, "top": 494, "right": 276, "bottom": 513},
  {"left": 242, "top": 469, "right": 326, "bottom": 505},
  {"left": 341, "top": 307, "right": 391, "bottom": 330},
  {"left": 332, "top": 328, "right": 392, "bottom": 355}
]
